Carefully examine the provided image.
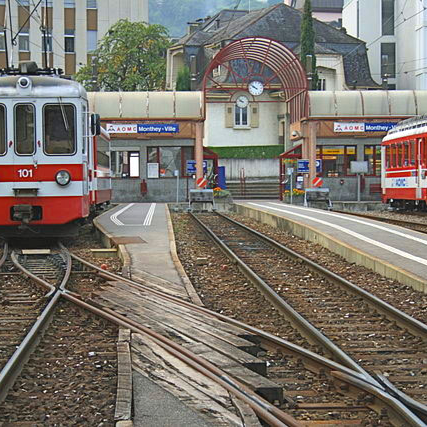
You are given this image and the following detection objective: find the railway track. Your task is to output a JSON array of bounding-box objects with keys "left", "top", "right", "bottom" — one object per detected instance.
[
  {"left": 2, "top": 241, "right": 421, "bottom": 425},
  {"left": 190, "top": 211, "right": 427, "bottom": 424}
]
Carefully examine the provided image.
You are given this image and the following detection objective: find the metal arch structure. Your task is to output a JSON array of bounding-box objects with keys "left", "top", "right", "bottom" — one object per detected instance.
[{"left": 202, "top": 37, "right": 309, "bottom": 123}]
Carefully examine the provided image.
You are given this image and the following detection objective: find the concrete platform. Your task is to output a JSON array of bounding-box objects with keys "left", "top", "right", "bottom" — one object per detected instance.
[
  {"left": 94, "top": 203, "right": 201, "bottom": 303},
  {"left": 234, "top": 201, "right": 427, "bottom": 293}
]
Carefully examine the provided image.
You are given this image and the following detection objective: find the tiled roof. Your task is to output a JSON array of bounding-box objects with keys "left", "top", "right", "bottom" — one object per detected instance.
[{"left": 173, "top": 3, "right": 378, "bottom": 89}]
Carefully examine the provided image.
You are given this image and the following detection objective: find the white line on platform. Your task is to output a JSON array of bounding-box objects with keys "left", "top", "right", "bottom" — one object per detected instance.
[
  {"left": 143, "top": 203, "right": 156, "bottom": 226},
  {"left": 248, "top": 202, "right": 427, "bottom": 267},
  {"left": 110, "top": 203, "right": 156, "bottom": 227},
  {"left": 110, "top": 203, "right": 135, "bottom": 226},
  {"left": 268, "top": 202, "right": 427, "bottom": 247}
]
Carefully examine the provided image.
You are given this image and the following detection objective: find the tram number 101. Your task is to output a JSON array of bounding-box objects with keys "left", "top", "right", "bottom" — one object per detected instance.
[{"left": 17, "top": 169, "right": 33, "bottom": 178}]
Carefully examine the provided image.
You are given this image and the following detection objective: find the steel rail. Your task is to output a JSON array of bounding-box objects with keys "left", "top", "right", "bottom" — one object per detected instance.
[
  {"left": 59, "top": 245, "right": 72, "bottom": 291},
  {"left": 215, "top": 212, "right": 427, "bottom": 339},
  {"left": 70, "top": 251, "right": 381, "bottom": 387},
  {"left": 7, "top": 247, "right": 297, "bottom": 426},
  {"left": 0, "top": 291, "right": 61, "bottom": 404},
  {"left": 11, "top": 250, "right": 56, "bottom": 297},
  {"left": 0, "top": 241, "right": 8, "bottom": 269},
  {"left": 209, "top": 212, "right": 427, "bottom": 423},
  {"left": 69, "top": 250, "right": 426, "bottom": 426},
  {"left": 61, "top": 292, "right": 297, "bottom": 427},
  {"left": 190, "top": 212, "right": 374, "bottom": 378}
]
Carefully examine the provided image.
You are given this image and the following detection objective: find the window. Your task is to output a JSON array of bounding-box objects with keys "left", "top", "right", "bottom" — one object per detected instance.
[
  {"left": 364, "top": 145, "right": 381, "bottom": 175},
  {"left": 234, "top": 105, "right": 248, "bottom": 127},
  {"left": 111, "top": 151, "right": 139, "bottom": 178},
  {"left": 382, "top": 0, "right": 394, "bottom": 35},
  {"left": 381, "top": 43, "right": 395, "bottom": 78},
  {"left": 17, "top": 0, "right": 29, "bottom": 5},
  {"left": 64, "top": 0, "right": 75, "bottom": 6},
  {"left": 87, "top": 0, "right": 97, "bottom": 8},
  {"left": 15, "top": 104, "right": 35, "bottom": 155},
  {"left": 65, "top": 30, "right": 75, "bottom": 53},
  {"left": 0, "top": 33, "right": 5, "bottom": 51},
  {"left": 318, "top": 145, "right": 357, "bottom": 177},
  {"left": 410, "top": 140, "right": 416, "bottom": 165},
  {"left": 43, "top": 104, "right": 76, "bottom": 155},
  {"left": 0, "top": 105, "right": 5, "bottom": 155},
  {"left": 317, "top": 78, "right": 326, "bottom": 91},
  {"left": 147, "top": 146, "right": 193, "bottom": 177},
  {"left": 42, "top": 32, "right": 53, "bottom": 52},
  {"left": 18, "top": 33, "right": 29, "bottom": 52},
  {"left": 87, "top": 30, "right": 97, "bottom": 52}
]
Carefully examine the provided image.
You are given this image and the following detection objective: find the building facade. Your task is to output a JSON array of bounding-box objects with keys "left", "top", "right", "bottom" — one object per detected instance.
[
  {"left": 284, "top": 0, "right": 343, "bottom": 27},
  {"left": 342, "top": 0, "right": 427, "bottom": 90},
  {"left": 0, "top": 0, "right": 148, "bottom": 76}
]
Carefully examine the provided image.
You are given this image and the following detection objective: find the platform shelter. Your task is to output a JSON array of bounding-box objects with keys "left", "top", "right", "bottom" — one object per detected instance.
[
  {"left": 283, "top": 90, "right": 427, "bottom": 201},
  {"left": 88, "top": 91, "right": 216, "bottom": 203}
]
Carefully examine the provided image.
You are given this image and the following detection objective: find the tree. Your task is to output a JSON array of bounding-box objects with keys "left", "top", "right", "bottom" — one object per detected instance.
[
  {"left": 176, "top": 66, "right": 191, "bottom": 90},
  {"left": 75, "top": 20, "right": 171, "bottom": 92},
  {"left": 299, "top": 0, "right": 318, "bottom": 90}
]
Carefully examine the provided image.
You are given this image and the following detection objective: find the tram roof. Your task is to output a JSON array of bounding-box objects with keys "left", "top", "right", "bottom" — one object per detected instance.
[
  {"left": 88, "top": 91, "right": 204, "bottom": 120},
  {"left": 0, "top": 75, "right": 86, "bottom": 98},
  {"left": 308, "top": 90, "right": 427, "bottom": 118}
]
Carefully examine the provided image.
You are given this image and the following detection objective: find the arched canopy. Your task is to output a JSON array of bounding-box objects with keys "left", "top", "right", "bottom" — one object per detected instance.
[{"left": 202, "top": 37, "right": 309, "bottom": 123}]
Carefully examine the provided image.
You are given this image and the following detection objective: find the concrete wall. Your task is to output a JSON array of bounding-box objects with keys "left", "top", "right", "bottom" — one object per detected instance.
[
  {"left": 219, "top": 158, "right": 279, "bottom": 180},
  {"left": 112, "top": 177, "right": 196, "bottom": 203}
]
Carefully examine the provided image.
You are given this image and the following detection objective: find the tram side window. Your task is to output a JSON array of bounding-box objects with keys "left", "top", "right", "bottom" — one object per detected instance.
[
  {"left": 385, "top": 145, "right": 390, "bottom": 168},
  {"left": 421, "top": 138, "right": 427, "bottom": 167},
  {"left": 390, "top": 144, "right": 396, "bottom": 167},
  {"left": 15, "top": 104, "right": 35, "bottom": 155},
  {"left": 403, "top": 142, "right": 409, "bottom": 166},
  {"left": 44, "top": 104, "right": 76, "bottom": 155},
  {"left": 410, "top": 140, "right": 416, "bottom": 165},
  {"left": 396, "top": 144, "right": 403, "bottom": 167},
  {"left": 0, "top": 105, "right": 5, "bottom": 155}
]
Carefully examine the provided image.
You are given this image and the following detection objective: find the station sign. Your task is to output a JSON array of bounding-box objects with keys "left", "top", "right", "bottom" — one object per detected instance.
[
  {"left": 137, "top": 124, "right": 179, "bottom": 133},
  {"left": 297, "top": 159, "right": 322, "bottom": 173},
  {"left": 186, "top": 160, "right": 207, "bottom": 175},
  {"left": 334, "top": 122, "right": 397, "bottom": 133},
  {"left": 106, "top": 123, "right": 179, "bottom": 134}
]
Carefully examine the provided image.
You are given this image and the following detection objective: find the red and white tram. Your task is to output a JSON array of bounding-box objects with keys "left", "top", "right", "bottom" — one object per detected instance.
[
  {"left": 382, "top": 116, "right": 427, "bottom": 210},
  {"left": 0, "top": 62, "right": 111, "bottom": 236}
]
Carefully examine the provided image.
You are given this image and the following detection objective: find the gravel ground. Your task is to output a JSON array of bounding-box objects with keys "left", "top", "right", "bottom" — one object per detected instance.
[
  {"left": 226, "top": 212, "right": 427, "bottom": 324},
  {"left": 0, "top": 301, "right": 118, "bottom": 425},
  {"left": 172, "top": 212, "right": 427, "bottom": 337}
]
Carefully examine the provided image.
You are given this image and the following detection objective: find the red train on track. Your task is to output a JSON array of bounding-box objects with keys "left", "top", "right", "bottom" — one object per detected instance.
[
  {"left": 0, "top": 62, "right": 111, "bottom": 237},
  {"left": 382, "top": 115, "right": 427, "bottom": 211}
]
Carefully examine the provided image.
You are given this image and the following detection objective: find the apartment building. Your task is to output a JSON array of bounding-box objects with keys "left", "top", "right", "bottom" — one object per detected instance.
[
  {"left": 343, "top": 0, "right": 427, "bottom": 90},
  {"left": 284, "top": 0, "right": 343, "bottom": 27},
  {"left": 0, "top": 0, "right": 148, "bottom": 76}
]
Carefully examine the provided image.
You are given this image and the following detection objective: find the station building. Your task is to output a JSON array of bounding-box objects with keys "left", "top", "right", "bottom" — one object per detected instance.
[{"left": 89, "top": 85, "right": 427, "bottom": 204}]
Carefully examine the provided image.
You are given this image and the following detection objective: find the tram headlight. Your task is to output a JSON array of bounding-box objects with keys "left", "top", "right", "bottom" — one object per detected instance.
[{"left": 55, "top": 170, "right": 71, "bottom": 186}]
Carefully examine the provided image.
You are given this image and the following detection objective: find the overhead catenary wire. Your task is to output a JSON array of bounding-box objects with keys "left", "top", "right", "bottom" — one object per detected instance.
[
  {"left": 330, "top": 1, "right": 427, "bottom": 70},
  {"left": 4, "top": 0, "right": 67, "bottom": 65}
]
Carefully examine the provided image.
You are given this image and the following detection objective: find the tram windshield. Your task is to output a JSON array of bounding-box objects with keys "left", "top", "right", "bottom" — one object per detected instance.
[
  {"left": 44, "top": 104, "right": 76, "bottom": 155},
  {"left": 15, "top": 104, "right": 35, "bottom": 155},
  {"left": 0, "top": 105, "right": 5, "bottom": 155}
]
